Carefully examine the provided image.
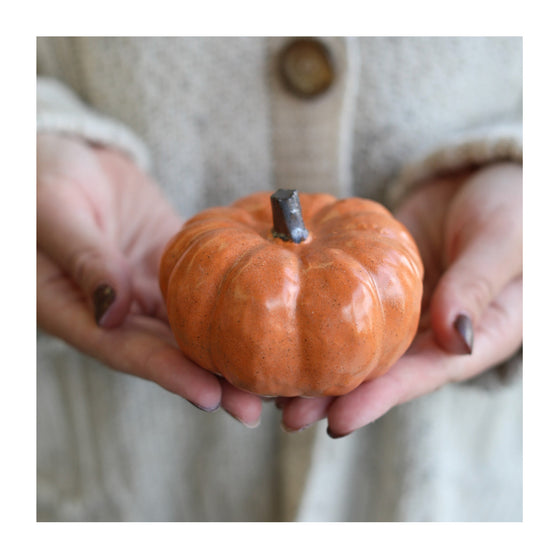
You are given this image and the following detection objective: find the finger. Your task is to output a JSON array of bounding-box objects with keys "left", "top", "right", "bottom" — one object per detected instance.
[
  {"left": 281, "top": 396, "right": 334, "bottom": 432},
  {"left": 134, "top": 324, "right": 222, "bottom": 412},
  {"left": 326, "top": 276, "right": 522, "bottom": 438},
  {"left": 37, "top": 251, "right": 222, "bottom": 411},
  {"left": 219, "top": 378, "right": 263, "bottom": 428},
  {"left": 431, "top": 232, "right": 521, "bottom": 354},
  {"left": 37, "top": 179, "right": 132, "bottom": 328},
  {"left": 431, "top": 164, "right": 522, "bottom": 353},
  {"left": 394, "top": 172, "right": 469, "bottom": 310}
]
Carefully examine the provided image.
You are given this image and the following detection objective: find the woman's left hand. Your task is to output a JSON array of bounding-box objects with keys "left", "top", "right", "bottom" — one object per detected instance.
[
  {"left": 37, "top": 134, "right": 263, "bottom": 426},
  {"left": 279, "top": 162, "right": 523, "bottom": 437}
]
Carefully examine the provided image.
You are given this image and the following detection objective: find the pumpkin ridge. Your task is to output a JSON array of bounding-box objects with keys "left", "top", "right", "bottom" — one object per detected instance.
[
  {"left": 313, "top": 211, "right": 394, "bottom": 237},
  {"left": 206, "top": 239, "right": 271, "bottom": 378},
  {"left": 336, "top": 246, "right": 386, "bottom": 329},
  {"left": 331, "top": 239, "right": 422, "bottom": 373},
  {"left": 318, "top": 222, "right": 423, "bottom": 282},
  {"left": 310, "top": 200, "right": 391, "bottom": 228},
  {"left": 208, "top": 243, "right": 303, "bottom": 395},
  {"left": 332, "top": 246, "right": 388, "bottom": 374},
  {"left": 295, "top": 246, "right": 383, "bottom": 394},
  {"left": 167, "top": 225, "right": 260, "bottom": 290},
  {"left": 166, "top": 227, "right": 265, "bottom": 373},
  {"left": 160, "top": 220, "right": 263, "bottom": 296},
  {"left": 291, "top": 252, "right": 308, "bottom": 394}
]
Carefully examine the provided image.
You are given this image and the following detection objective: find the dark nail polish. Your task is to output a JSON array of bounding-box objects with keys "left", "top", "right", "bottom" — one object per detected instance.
[
  {"left": 189, "top": 400, "right": 220, "bottom": 413},
  {"left": 93, "top": 284, "right": 116, "bottom": 325},
  {"left": 327, "top": 426, "right": 351, "bottom": 439},
  {"left": 275, "top": 397, "right": 288, "bottom": 410},
  {"left": 453, "top": 313, "right": 474, "bottom": 354}
]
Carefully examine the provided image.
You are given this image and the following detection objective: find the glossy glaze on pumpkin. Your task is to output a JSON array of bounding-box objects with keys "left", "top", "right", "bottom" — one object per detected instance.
[{"left": 160, "top": 191, "right": 423, "bottom": 397}]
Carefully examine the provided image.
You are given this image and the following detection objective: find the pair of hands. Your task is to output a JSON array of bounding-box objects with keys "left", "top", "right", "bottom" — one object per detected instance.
[{"left": 37, "top": 133, "right": 522, "bottom": 436}]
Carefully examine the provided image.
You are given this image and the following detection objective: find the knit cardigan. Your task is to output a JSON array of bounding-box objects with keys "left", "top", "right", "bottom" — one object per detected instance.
[{"left": 37, "top": 37, "right": 522, "bottom": 521}]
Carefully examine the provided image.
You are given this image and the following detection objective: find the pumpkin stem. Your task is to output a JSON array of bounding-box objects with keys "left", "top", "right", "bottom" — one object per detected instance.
[{"left": 271, "top": 189, "right": 309, "bottom": 244}]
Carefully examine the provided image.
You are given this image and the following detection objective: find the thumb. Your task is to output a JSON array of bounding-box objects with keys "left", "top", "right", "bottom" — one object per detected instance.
[
  {"left": 68, "top": 241, "right": 132, "bottom": 328},
  {"left": 430, "top": 236, "right": 521, "bottom": 354},
  {"left": 429, "top": 164, "right": 522, "bottom": 354},
  {"left": 37, "top": 187, "right": 133, "bottom": 328}
]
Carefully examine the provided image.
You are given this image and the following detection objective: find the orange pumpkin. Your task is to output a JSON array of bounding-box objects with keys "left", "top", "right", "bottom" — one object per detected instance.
[{"left": 160, "top": 189, "right": 423, "bottom": 397}]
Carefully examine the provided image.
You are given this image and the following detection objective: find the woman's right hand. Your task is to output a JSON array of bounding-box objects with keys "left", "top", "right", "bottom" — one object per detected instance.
[
  {"left": 278, "top": 163, "right": 522, "bottom": 437},
  {"left": 37, "top": 133, "right": 263, "bottom": 426}
]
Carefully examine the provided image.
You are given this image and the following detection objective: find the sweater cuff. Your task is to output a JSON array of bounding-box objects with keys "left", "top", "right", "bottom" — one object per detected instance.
[
  {"left": 37, "top": 76, "right": 151, "bottom": 171},
  {"left": 387, "top": 121, "right": 523, "bottom": 210}
]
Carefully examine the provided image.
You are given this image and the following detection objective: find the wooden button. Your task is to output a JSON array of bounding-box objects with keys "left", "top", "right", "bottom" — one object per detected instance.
[{"left": 279, "top": 38, "right": 334, "bottom": 98}]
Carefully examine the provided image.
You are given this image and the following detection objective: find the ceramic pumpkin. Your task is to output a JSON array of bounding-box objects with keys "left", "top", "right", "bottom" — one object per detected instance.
[{"left": 160, "top": 189, "right": 423, "bottom": 397}]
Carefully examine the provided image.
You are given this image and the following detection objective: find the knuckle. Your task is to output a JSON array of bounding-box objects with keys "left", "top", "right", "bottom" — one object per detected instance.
[
  {"left": 477, "top": 300, "right": 509, "bottom": 342},
  {"left": 460, "top": 275, "right": 494, "bottom": 316},
  {"left": 67, "top": 246, "right": 105, "bottom": 290},
  {"left": 477, "top": 286, "right": 522, "bottom": 345}
]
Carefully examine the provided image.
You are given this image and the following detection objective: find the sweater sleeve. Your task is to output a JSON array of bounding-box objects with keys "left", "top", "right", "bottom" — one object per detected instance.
[
  {"left": 37, "top": 76, "right": 151, "bottom": 171},
  {"left": 386, "top": 119, "right": 523, "bottom": 210}
]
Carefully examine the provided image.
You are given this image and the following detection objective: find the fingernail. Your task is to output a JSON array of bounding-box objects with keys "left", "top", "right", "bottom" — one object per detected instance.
[
  {"left": 226, "top": 410, "right": 261, "bottom": 429},
  {"left": 275, "top": 397, "right": 289, "bottom": 410},
  {"left": 93, "top": 284, "right": 116, "bottom": 325},
  {"left": 327, "top": 426, "right": 352, "bottom": 439},
  {"left": 453, "top": 313, "right": 474, "bottom": 354},
  {"left": 281, "top": 420, "right": 310, "bottom": 433},
  {"left": 189, "top": 400, "right": 220, "bottom": 413}
]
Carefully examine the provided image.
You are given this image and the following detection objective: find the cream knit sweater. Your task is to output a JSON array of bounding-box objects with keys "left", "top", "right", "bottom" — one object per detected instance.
[{"left": 37, "top": 37, "right": 522, "bottom": 521}]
